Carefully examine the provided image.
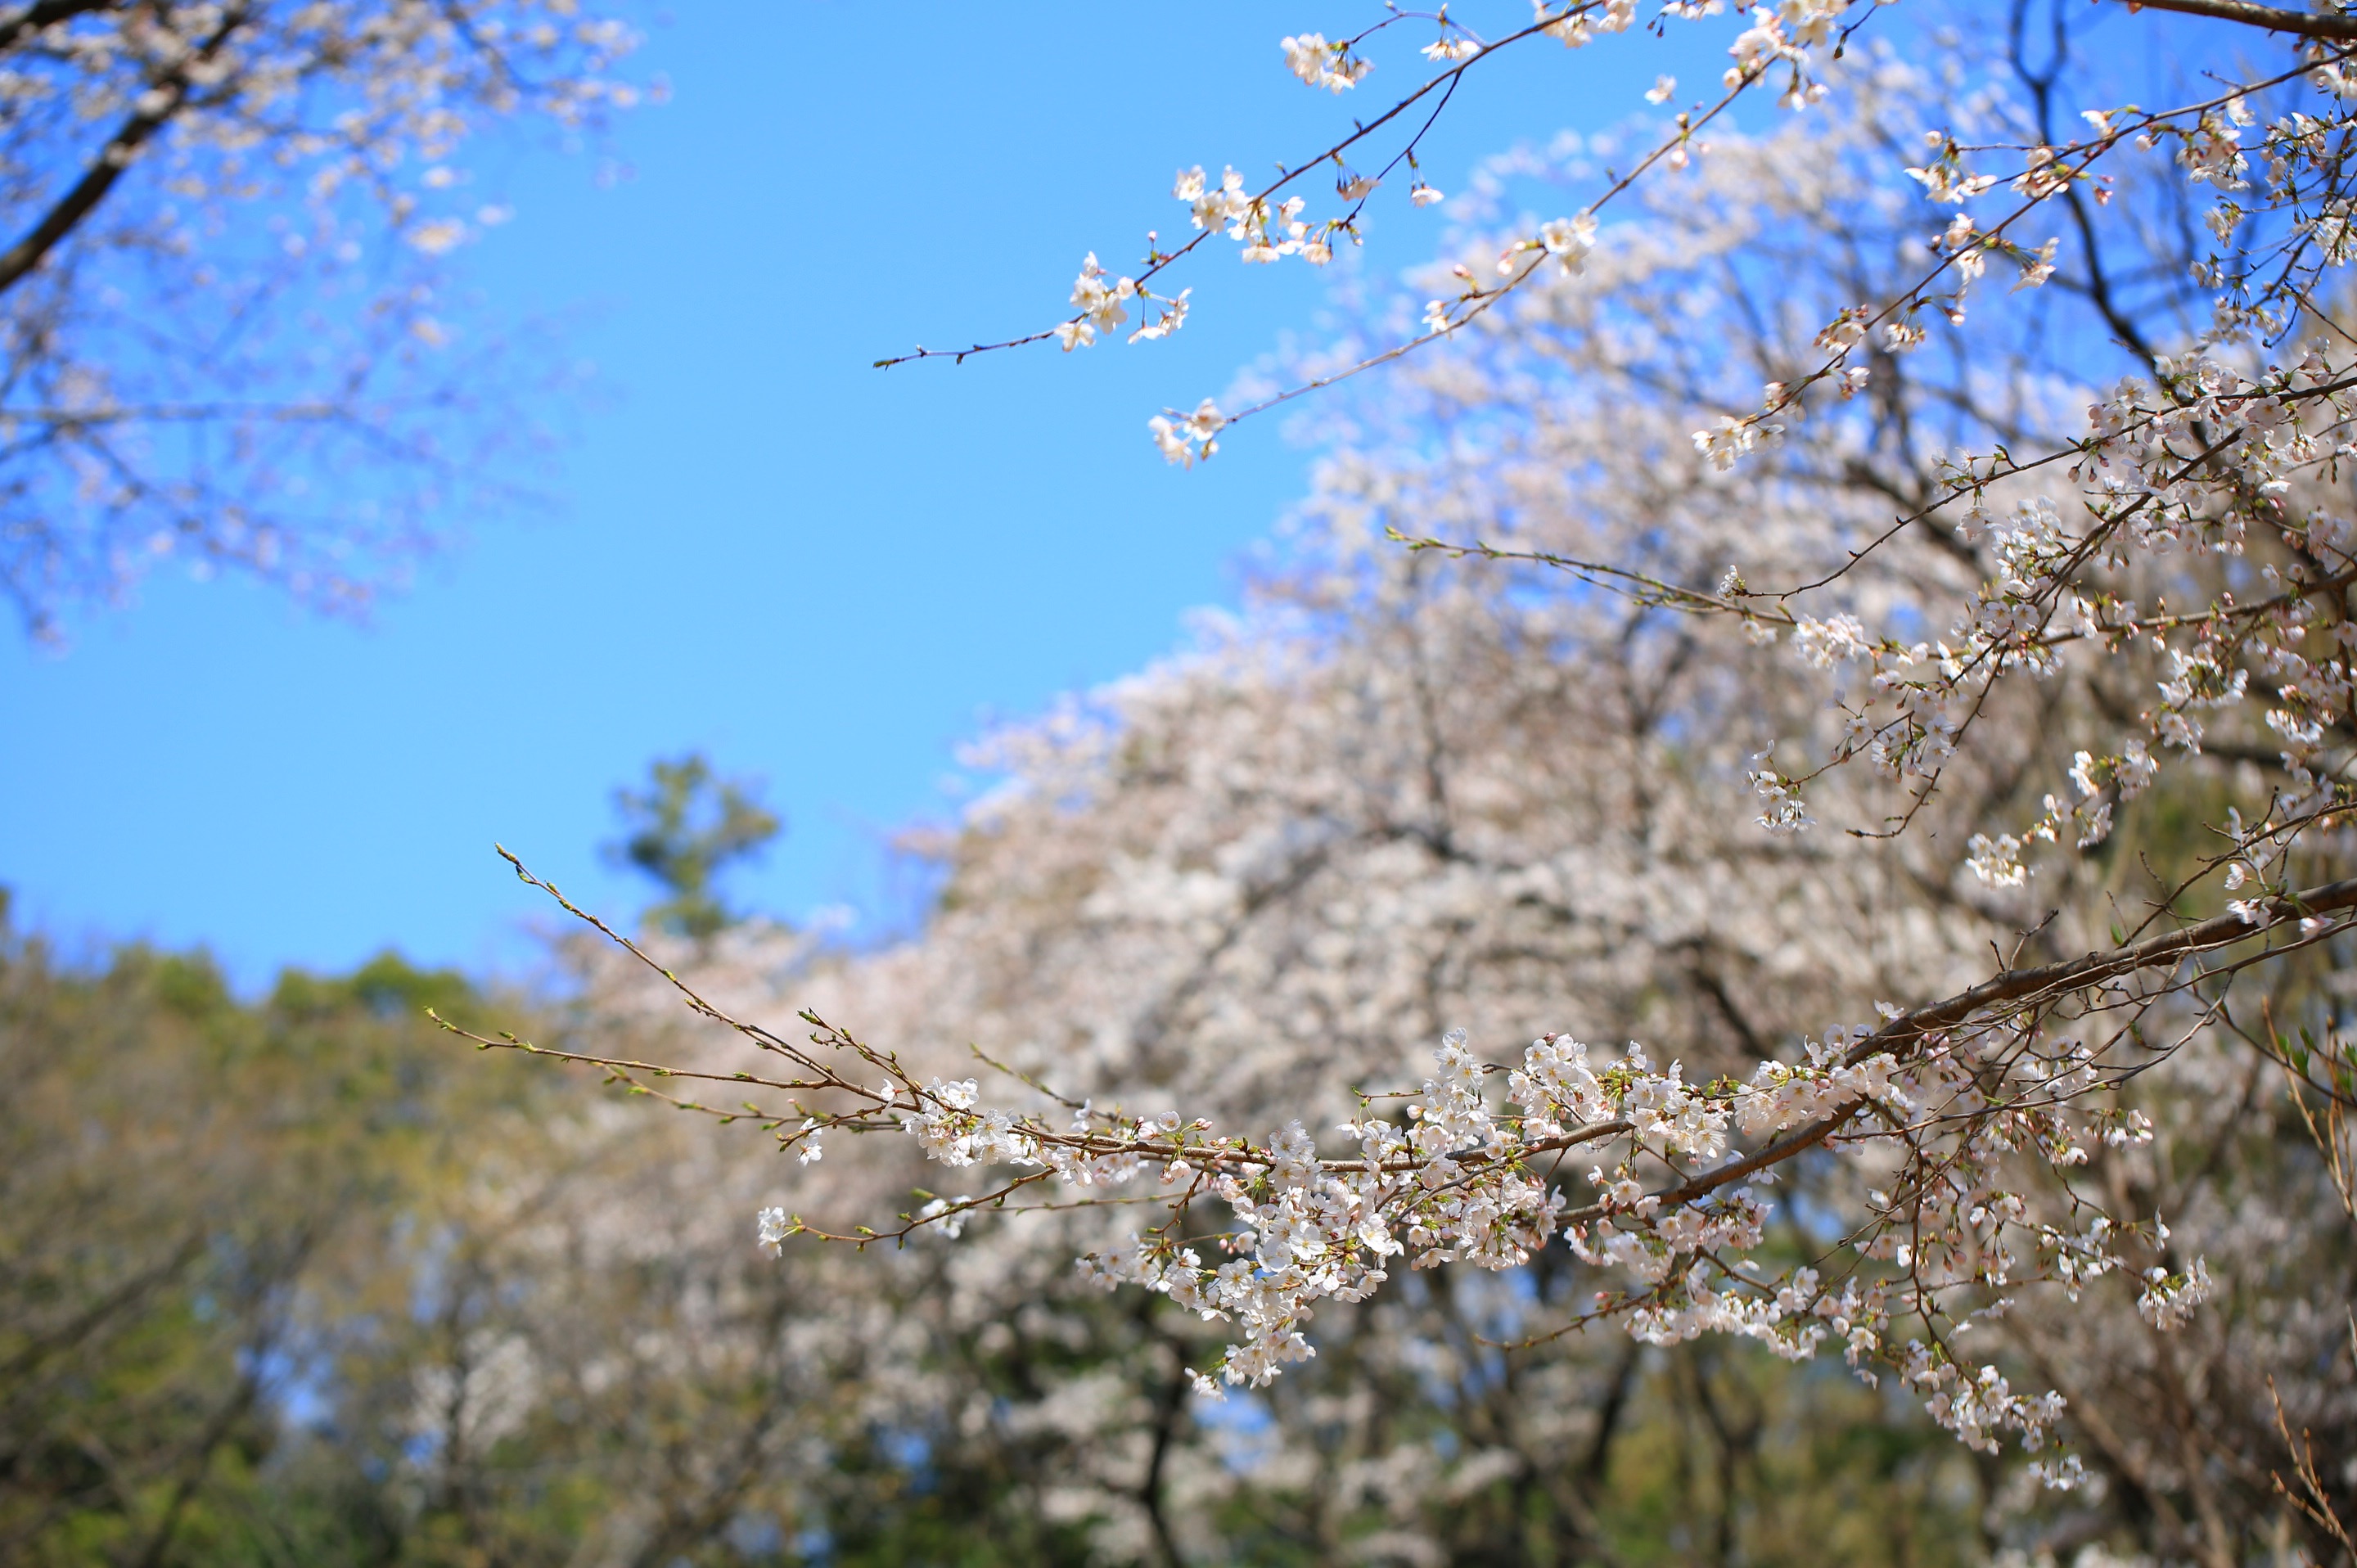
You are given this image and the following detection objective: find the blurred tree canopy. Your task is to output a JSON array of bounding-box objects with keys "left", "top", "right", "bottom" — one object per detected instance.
[
  {"left": 0, "top": 2, "right": 641, "bottom": 641},
  {"left": 0, "top": 914, "right": 2012, "bottom": 1566},
  {"left": 605, "top": 753, "right": 781, "bottom": 940},
  {"left": 0, "top": 929, "right": 584, "bottom": 1565}
]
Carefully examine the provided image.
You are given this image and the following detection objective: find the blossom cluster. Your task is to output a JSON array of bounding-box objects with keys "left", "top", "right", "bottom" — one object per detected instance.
[
  {"left": 842, "top": 1000, "right": 2216, "bottom": 1476},
  {"left": 1773, "top": 341, "right": 2357, "bottom": 890}
]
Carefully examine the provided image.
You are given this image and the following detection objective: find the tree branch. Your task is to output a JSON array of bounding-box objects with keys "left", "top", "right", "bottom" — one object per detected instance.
[
  {"left": 2122, "top": 0, "right": 2357, "bottom": 41},
  {"left": 0, "top": 0, "right": 123, "bottom": 54},
  {"left": 1870, "top": 873, "right": 2357, "bottom": 1053},
  {"left": 1593, "top": 873, "right": 2357, "bottom": 1218},
  {"left": 0, "top": 8, "right": 246, "bottom": 299}
]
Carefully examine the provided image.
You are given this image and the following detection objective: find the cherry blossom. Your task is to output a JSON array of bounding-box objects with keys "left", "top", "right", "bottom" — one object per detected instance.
[{"left": 480, "top": 7, "right": 2357, "bottom": 1542}]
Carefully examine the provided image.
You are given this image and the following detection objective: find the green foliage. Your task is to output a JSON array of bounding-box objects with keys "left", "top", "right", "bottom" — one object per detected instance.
[
  {"left": 0, "top": 924, "right": 546, "bottom": 1566},
  {"left": 0, "top": 920, "right": 1119, "bottom": 1566},
  {"left": 605, "top": 754, "right": 781, "bottom": 939}
]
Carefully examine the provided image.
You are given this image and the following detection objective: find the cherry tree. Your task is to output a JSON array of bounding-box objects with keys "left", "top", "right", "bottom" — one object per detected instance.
[
  {"left": 0, "top": 0, "right": 641, "bottom": 639},
  {"left": 471, "top": 2, "right": 2357, "bottom": 1557}
]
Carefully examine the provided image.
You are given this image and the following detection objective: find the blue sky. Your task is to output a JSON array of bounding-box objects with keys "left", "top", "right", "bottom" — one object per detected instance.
[{"left": 0, "top": 4, "right": 1747, "bottom": 987}]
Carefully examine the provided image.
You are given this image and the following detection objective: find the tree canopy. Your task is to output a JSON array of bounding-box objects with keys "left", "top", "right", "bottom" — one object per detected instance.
[
  {"left": 469, "top": 3, "right": 2357, "bottom": 1560},
  {"left": 0, "top": 0, "right": 638, "bottom": 639}
]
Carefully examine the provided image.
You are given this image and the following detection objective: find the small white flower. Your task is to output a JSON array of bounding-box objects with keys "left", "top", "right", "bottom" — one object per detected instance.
[
  {"left": 407, "top": 219, "right": 466, "bottom": 255},
  {"left": 1539, "top": 212, "right": 1598, "bottom": 273},
  {"left": 755, "top": 1206, "right": 791, "bottom": 1256},
  {"left": 2011, "top": 237, "right": 2058, "bottom": 291},
  {"left": 1281, "top": 32, "right": 1370, "bottom": 92}
]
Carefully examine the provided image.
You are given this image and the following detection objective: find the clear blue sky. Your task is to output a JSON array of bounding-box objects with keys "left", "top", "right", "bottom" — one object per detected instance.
[{"left": 0, "top": 5, "right": 1744, "bottom": 987}]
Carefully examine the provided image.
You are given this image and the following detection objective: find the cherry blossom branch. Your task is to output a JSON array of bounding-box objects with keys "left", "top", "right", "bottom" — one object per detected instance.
[
  {"left": 485, "top": 837, "right": 2357, "bottom": 1223},
  {"left": 1204, "top": 42, "right": 1799, "bottom": 444},
  {"left": 2125, "top": 0, "right": 2357, "bottom": 43},
  {"left": 0, "top": 6, "right": 249, "bottom": 297},
  {"left": 868, "top": 2, "right": 1598, "bottom": 370},
  {"left": 1387, "top": 529, "right": 1793, "bottom": 625}
]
